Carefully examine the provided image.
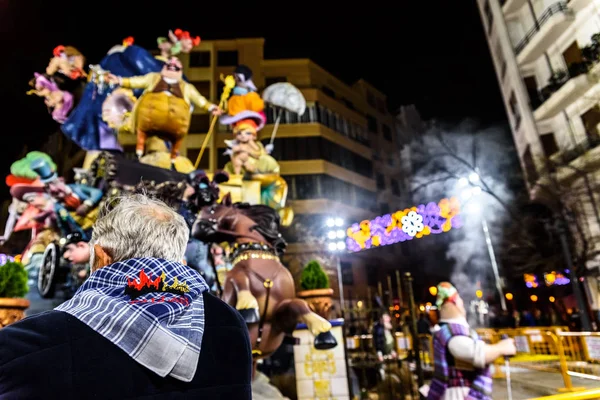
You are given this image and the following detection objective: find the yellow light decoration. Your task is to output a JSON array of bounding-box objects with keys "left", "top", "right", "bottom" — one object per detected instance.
[
  {"left": 530, "top": 295, "right": 538, "bottom": 302},
  {"left": 505, "top": 293, "right": 514, "bottom": 300},
  {"left": 545, "top": 272, "right": 556, "bottom": 285},
  {"left": 475, "top": 290, "right": 483, "bottom": 299},
  {"left": 419, "top": 305, "right": 425, "bottom": 312},
  {"left": 357, "top": 301, "right": 363, "bottom": 309},
  {"left": 549, "top": 296, "right": 555, "bottom": 303},
  {"left": 429, "top": 286, "right": 438, "bottom": 296}
]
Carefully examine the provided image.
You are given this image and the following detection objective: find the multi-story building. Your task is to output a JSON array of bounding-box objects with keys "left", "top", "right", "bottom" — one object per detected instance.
[
  {"left": 476, "top": 0, "right": 600, "bottom": 314},
  {"left": 121, "top": 38, "right": 415, "bottom": 306}
]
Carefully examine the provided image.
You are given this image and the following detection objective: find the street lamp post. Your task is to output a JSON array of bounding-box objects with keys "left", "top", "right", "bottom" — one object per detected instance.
[
  {"left": 460, "top": 174, "right": 507, "bottom": 312},
  {"left": 324, "top": 217, "right": 346, "bottom": 317}
]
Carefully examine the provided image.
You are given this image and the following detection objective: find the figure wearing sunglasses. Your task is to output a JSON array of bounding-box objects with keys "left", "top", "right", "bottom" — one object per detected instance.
[{"left": 107, "top": 57, "right": 223, "bottom": 165}]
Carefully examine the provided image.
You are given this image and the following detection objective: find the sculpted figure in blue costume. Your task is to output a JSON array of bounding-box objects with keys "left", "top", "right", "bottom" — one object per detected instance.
[
  {"left": 60, "top": 30, "right": 201, "bottom": 152},
  {"left": 182, "top": 170, "right": 229, "bottom": 293}
]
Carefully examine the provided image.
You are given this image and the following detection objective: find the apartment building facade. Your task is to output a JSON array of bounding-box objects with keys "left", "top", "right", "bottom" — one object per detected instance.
[
  {"left": 476, "top": 0, "right": 600, "bottom": 312},
  {"left": 118, "top": 38, "right": 414, "bottom": 305}
]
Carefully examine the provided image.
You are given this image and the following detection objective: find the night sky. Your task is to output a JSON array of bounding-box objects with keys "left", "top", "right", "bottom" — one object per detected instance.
[{"left": 1, "top": 0, "right": 508, "bottom": 193}]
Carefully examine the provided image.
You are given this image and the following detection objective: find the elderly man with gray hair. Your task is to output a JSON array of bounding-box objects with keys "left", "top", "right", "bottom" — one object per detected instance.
[{"left": 0, "top": 194, "right": 252, "bottom": 399}]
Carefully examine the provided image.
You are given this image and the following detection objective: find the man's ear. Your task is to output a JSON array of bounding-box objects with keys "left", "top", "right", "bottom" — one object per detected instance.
[{"left": 92, "top": 244, "right": 113, "bottom": 272}]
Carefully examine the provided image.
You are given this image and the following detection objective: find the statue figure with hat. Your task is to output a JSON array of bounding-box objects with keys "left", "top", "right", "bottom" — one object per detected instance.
[
  {"left": 106, "top": 56, "right": 223, "bottom": 165},
  {"left": 423, "top": 282, "right": 516, "bottom": 400},
  {"left": 29, "top": 158, "right": 103, "bottom": 240},
  {"left": 62, "top": 231, "right": 92, "bottom": 293}
]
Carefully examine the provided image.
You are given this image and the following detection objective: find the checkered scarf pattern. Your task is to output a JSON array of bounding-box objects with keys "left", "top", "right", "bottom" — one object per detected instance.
[{"left": 56, "top": 257, "right": 209, "bottom": 382}]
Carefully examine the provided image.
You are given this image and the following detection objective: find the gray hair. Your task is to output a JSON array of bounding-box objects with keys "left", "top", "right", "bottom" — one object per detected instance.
[{"left": 90, "top": 193, "right": 189, "bottom": 263}]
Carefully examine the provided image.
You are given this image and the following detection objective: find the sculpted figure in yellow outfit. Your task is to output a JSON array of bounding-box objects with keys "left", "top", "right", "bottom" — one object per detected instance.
[
  {"left": 224, "top": 119, "right": 279, "bottom": 176},
  {"left": 107, "top": 57, "right": 222, "bottom": 162}
]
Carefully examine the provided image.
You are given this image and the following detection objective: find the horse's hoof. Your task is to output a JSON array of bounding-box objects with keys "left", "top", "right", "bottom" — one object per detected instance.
[
  {"left": 238, "top": 308, "right": 260, "bottom": 324},
  {"left": 314, "top": 331, "right": 337, "bottom": 350}
]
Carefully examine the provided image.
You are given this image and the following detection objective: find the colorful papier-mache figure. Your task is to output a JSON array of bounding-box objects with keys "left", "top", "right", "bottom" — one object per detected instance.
[
  {"left": 157, "top": 29, "right": 201, "bottom": 61},
  {"left": 29, "top": 158, "right": 102, "bottom": 240},
  {"left": 220, "top": 65, "right": 276, "bottom": 175},
  {"left": 424, "top": 282, "right": 517, "bottom": 400},
  {"left": 27, "top": 73, "right": 74, "bottom": 124},
  {"left": 46, "top": 45, "right": 87, "bottom": 81},
  {"left": 106, "top": 56, "right": 222, "bottom": 165},
  {"left": 220, "top": 65, "right": 293, "bottom": 225},
  {"left": 60, "top": 30, "right": 200, "bottom": 153}
]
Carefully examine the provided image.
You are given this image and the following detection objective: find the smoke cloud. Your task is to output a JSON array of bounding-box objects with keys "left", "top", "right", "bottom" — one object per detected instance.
[{"left": 409, "top": 119, "right": 520, "bottom": 324}]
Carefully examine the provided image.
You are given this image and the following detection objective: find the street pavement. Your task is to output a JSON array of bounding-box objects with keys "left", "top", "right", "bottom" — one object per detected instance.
[{"left": 493, "top": 379, "right": 544, "bottom": 400}]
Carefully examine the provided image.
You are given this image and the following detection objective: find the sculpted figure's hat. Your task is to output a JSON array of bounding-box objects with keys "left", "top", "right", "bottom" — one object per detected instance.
[
  {"left": 435, "top": 282, "right": 459, "bottom": 308},
  {"left": 30, "top": 158, "right": 58, "bottom": 184}
]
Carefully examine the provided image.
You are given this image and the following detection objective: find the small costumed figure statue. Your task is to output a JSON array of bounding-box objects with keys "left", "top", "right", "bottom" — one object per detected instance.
[
  {"left": 224, "top": 119, "right": 279, "bottom": 176},
  {"left": 424, "top": 282, "right": 516, "bottom": 400}
]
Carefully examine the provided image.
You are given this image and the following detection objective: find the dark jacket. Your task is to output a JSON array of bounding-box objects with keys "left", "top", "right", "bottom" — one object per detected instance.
[{"left": 0, "top": 292, "right": 252, "bottom": 399}]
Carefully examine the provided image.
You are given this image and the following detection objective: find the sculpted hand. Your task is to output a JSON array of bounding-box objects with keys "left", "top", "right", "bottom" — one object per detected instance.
[
  {"left": 498, "top": 338, "right": 517, "bottom": 357},
  {"left": 210, "top": 106, "right": 223, "bottom": 116},
  {"left": 106, "top": 74, "right": 121, "bottom": 85}
]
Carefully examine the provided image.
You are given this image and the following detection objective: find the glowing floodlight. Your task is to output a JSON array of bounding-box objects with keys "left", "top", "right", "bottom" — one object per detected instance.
[
  {"left": 469, "top": 173, "right": 480, "bottom": 184},
  {"left": 458, "top": 177, "right": 469, "bottom": 187},
  {"left": 326, "top": 218, "right": 335, "bottom": 228},
  {"left": 336, "top": 230, "right": 345, "bottom": 239},
  {"left": 335, "top": 218, "right": 344, "bottom": 227},
  {"left": 472, "top": 186, "right": 482, "bottom": 196},
  {"left": 328, "top": 242, "right": 337, "bottom": 251},
  {"left": 336, "top": 241, "right": 346, "bottom": 250},
  {"left": 327, "top": 231, "right": 336, "bottom": 240}
]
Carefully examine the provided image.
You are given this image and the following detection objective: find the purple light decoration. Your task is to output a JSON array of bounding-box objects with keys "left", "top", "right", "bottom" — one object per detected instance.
[
  {"left": 0, "top": 254, "right": 14, "bottom": 266},
  {"left": 345, "top": 197, "right": 462, "bottom": 253}
]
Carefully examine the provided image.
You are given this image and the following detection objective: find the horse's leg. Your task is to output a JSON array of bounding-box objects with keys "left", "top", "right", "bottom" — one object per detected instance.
[
  {"left": 275, "top": 298, "right": 337, "bottom": 350},
  {"left": 224, "top": 268, "right": 260, "bottom": 324},
  {"left": 136, "top": 128, "right": 147, "bottom": 159}
]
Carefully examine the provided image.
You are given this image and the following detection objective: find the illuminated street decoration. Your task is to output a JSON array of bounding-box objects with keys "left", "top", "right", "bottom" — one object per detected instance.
[
  {"left": 524, "top": 273, "right": 539, "bottom": 288},
  {"left": 544, "top": 271, "right": 570, "bottom": 286},
  {"left": 524, "top": 272, "right": 570, "bottom": 288},
  {"left": 0, "top": 254, "right": 15, "bottom": 265},
  {"left": 345, "top": 197, "right": 463, "bottom": 252}
]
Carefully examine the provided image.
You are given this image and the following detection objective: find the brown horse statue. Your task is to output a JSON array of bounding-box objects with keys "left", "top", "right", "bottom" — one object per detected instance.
[{"left": 191, "top": 195, "right": 337, "bottom": 361}]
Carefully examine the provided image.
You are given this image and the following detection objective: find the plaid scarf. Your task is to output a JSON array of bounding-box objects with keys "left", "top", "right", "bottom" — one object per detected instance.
[{"left": 56, "top": 257, "right": 209, "bottom": 382}]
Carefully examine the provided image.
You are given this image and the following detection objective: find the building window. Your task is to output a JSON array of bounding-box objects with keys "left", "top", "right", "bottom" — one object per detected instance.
[
  {"left": 382, "top": 124, "right": 392, "bottom": 142},
  {"left": 376, "top": 98, "right": 386, "bottom": 113},
  {"left": 495, "top": 42, "right": 506, "bottom": 80},
  {"left": 189, "top": 114, "right": 210, "bottom": 132},
  {"left": 322, "top": 86, "right": 335, "bottom": 98},
  {"left": 265, "top": 76, "right": 287, "bottom": 87},
  {"left": 342, "top": 99, "right": 355, "bottom": 110},
  {"left": 509, "top": 92, "right": 521, "bottom": 130},
  {"left": 376, "top": 173, "right": 385, "bottom": 190},
  {"left": 523, "top": 146, "right": 539, "bottom": 186},
  {"left": 186, "top": 148, "right": 209, "bottom": 169},
  {"left": 523, "top": 76, "right": 541, "bottom": 109},
  {"left": 189, "top": 51, "right": 211, "bottom": 67},
  {"left": 540, "top": 133, "right": 559, "bottom": 158},
  {"left": 341, "top": 262, "right": 354, "bottom": 285},
  {"left": 391, "top": 180, "right": 401, "bottom": 196},
  {"left": 190, "top": 81, "right": 211, "bottom": 99},
  {"left": 367, "top": 115, "right": 378, "bottom": 133},
  {"left": 484, "top": 0, "right": 494, "bottom": 35},
  {"left": 366, "top": 91, "right": 376, "bottom": 108},
  {"left": 380, "top": 203, "right": 390, "bottom": 215},
  {"left": 581, "top": 106, "right": 600, "bottom": 139},
  {"left": 217, "top": 50, "right": 238, "bottom": 67}
]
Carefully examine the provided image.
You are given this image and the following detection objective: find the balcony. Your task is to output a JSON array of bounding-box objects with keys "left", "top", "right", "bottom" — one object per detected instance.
[
  {"left": 515, "top": 3, "right": 575, "bottom": 65},
  {"left": 534, "top": 61, "right": 600, "bottom": 120},
  {"left": 549, "top": 134, "right": 600, "bottom": 166},
  {"left": 502, "top": 0, "right": 527, "bottom": 15}
]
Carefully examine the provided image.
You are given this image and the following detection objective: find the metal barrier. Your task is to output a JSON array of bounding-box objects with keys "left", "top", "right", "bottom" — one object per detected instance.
[
  {"left": 475, "top": 327, "right": 600, "bottom": 393},
  {"left": 528, "top": 388, "right": 600, "bottom": 400}
]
